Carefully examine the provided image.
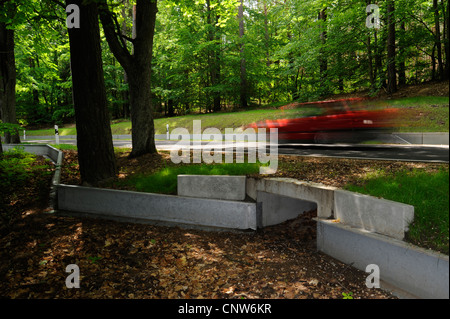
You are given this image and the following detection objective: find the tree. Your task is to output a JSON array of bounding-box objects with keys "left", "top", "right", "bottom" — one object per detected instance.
[
  {"left": 238, "top": 0, "right": 248, "bottom": 108},
  {"left": 386, "top": 0, "right": 397, "bottom": 94},
  {"left": 0, "top": 0, "right": 20, "bottom": 144},
  {"left": 65, "top": 0, "right": 117, "bottom": 185},
  {"left": 318, "top": 8, "right": 327, "bottom": 85},
  {"left": 98, "top": 0, "right": 158, "bottom": 158},
  {"left": 205, "top": 0, "right": 222, "bottom": 112},
  {"left": 443, "top": 0, "right": 449, "bottom": 78},
  {"left": 433, "top": 0, "right": 444, "bottom": 80}
]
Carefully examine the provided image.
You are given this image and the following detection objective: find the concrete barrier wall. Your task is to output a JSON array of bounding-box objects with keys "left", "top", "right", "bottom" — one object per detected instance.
[
  {"left": 2, "top": 144, "right": 48, "bottom": 156},
  {"left": 334, "top": 190, "right": 414, "bottom": 240},
  {"left": 246, "top": 177, "right": 336, "bottom": 219},
  {"left": 394, "top": 132, "right": 449, "bottom": 145},
  {"left": 58, "top": 184, "right": 259, "bottom": 230},
  {"left": 178, "top": 175, "right": 246, "bottom": 201},
  {"left": 317, "top": 219, "right": 449, "bottom": 299}
]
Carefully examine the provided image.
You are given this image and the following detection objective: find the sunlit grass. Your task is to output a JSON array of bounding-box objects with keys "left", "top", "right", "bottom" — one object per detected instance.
[{"left": 25, "top": 96, "right": 449, "bottom": 136}]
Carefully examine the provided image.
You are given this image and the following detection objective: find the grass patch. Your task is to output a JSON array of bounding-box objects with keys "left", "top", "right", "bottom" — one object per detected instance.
[
  {"left": 344, "top": 168, "right": 449, "bottom": 254},
  {"left": 25, "top": 96, "right": 449, "bottom": 136},
  {"left": 114, "top": 162, "right": 261, "bottom": 195},
  {"left": 49, "top": 144, "right": 78, "bottom": 151}
]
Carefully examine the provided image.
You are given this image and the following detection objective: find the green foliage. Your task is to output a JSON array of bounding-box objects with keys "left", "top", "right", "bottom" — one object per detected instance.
[
  {"left": 0, "top": 121, "right": 21, "bottom": 135},
  {"left": 0, "top": 147, "right": 54, "bottom": 225},
  {"left": 9, "top": 0, "right": 449, "bottom": 126}
]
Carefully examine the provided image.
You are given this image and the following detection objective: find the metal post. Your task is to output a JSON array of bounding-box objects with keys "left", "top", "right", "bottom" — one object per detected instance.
[{"left": 55, "top": 125, "right": 60, "bottom": 145}]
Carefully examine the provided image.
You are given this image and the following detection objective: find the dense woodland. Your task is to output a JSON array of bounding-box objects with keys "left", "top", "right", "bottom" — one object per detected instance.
[
  {"left": 1, "top": 0, "right": 448, "bottom": 125},
  {"left": 1, "top": 0, "right": 449, "bottom": 183}
]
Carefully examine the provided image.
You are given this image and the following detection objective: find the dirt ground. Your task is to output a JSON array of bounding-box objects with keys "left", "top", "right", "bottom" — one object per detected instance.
[{"left": 0, "top": 202, "right": 397, "bottom": 300}]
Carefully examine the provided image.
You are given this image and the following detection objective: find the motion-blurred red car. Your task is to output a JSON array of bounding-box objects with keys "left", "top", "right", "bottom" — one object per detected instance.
[{"left": 250, "top": 98, "right": 400, "bottom": 144}]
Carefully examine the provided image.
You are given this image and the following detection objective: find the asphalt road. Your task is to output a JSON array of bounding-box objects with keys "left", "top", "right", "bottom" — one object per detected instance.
[{"left": 26, "top": 137, "right": 449, "bottom": 163}]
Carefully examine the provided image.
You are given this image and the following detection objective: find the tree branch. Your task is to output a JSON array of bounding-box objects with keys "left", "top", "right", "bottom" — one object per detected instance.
[
  {"left": 97, "top": 0, "right": 132, "bottom": 72},
  {"left": 408, "top": 12, "right": 435, "bottom": 36}
]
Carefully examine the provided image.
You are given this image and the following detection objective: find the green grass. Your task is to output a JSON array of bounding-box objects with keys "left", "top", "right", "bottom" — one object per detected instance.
[
  {"left": 344, "top": 168, "right": 449, "bottom": 254},
  {"left": 113, "top": 162, "right": 261, "bottom": 195},
  {"left": 25, "top": 127, "right": 77, "bottom": 136},
  {"left": 370, "top": 96, "right": 449, "bottom": 133},
  {"left": 49, "top": 144, "right": 78, "bottom": 150},
  {"left": 24, "top": 96, "right": 449, "bottom": 136}
]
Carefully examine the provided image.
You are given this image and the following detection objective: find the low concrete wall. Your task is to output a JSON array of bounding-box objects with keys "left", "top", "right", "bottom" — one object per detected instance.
[
  {"left": 334, "top": 190, "right": 414, "bottom": 240},
  {"left": 317, "top": 219, "right": 449, "bottom": 299},
  {"left": 393, "top": 132, "right": 449, "bottom": 145},
  {"left": 178, "top": 175, "right": 246, "bottom": 201},
  {"left": 246, "top": 177, "right": 336, "bottom": 219},
  {"left": 57, "top": 184, "right": 259, "bottom": 230}
]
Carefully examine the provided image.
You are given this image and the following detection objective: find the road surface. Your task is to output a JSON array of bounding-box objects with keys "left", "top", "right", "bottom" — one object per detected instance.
[{"left": 23, "top": 136, "right": 449, "bottom": 163}]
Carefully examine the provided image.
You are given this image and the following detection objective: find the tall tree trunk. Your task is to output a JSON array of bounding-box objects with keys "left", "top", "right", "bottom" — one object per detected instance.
[
  {"left": 367, "top": 34, "right": 375, "bottom": 89},
  {"left": 366, "top": 0, "right": 375, "bottom": 89},
  {"left": 121, "top": 1, "right": 130, "bottom": 119},
  {"left": 374, "top": 30, "right": 385, "bottom": 87},
  {"left": 431, "top": 43, "right": 437, "bottom": 80},
  {"left": 318, "top": 9, "right": 328, "bottom": 95},
  {"left": 0, "top": 6, "right": 20, "bottom": 144},
  {"left": 386, "top": 0, "right": 397, "bottom": 94},
  {"left": 434, "top": 0, "right": 444, "bottom": 80},
  {"left": 213, "top": 12, "right": 221, "bottom": 112},
  {"left": 66, "top": 0, "right": 117, "bottom": 185},
  {"left": 206, "top": 0, "right": 221, "bottom": 112},
  {"left": 263, "top": 2, "right": 270, "bottom": 68},
  {"left": 398, "top": 21, "right": 407, "bottom": 86},
  {"left": 99, "top": 0, "right": 158, "bottom": 158},
  {"left": 443, "top": 0, "right": 449, "bottom": 78},
  {"left": 238, "top": 0, "right": 248, "bottom": 108}
]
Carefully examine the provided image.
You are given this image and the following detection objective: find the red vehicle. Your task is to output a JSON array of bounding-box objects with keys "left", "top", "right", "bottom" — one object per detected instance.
[{"left": 250, "top": 98, "right": 400, "bottom": 144}]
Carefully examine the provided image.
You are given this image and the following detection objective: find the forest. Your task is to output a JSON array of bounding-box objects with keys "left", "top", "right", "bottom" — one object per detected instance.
[
  {"left": 1, "top": 0, "right": 448, "bottom": 125},
  {"left": 1, "top": 0, "right": 449, "bottom": 183}
]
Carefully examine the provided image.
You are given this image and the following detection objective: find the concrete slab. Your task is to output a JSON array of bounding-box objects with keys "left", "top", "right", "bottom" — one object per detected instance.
[
  {"left": 257, "top": 191, "right": 317, "bottom": 226},
  {"left": 178, "top": 175, "right": 246, "bottom": 201},
  {"left": 247, "top": 177, "right": 336, "bottom": 219},
  {"left": 393, "top": 132, "right": 449, "bottom": 145},
  {"left": 334, "top": 190, "right": 414, "bottom": 240},
  {"left": 317, "top": 219, "right": 449, "bottom": 299},
  {"left": 57, "top": 184, "right": 258, "bottom": 230},
  {"left": 423, "top": 132, "right": 449, "bottom": 145}
]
